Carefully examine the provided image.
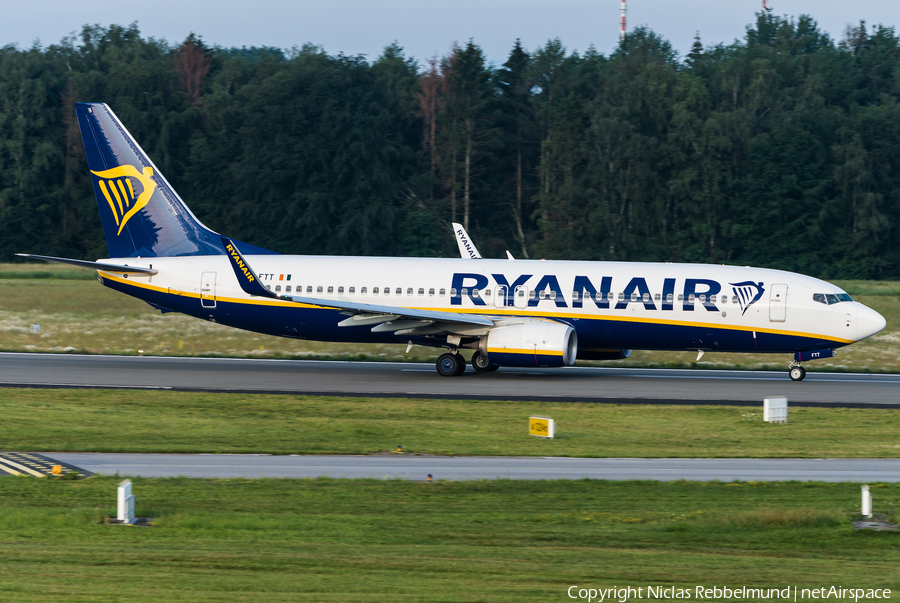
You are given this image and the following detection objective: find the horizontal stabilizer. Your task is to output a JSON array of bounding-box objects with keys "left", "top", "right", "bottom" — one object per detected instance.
[{"left": 15, "top": 254, "right": 158, "bottom": 275}]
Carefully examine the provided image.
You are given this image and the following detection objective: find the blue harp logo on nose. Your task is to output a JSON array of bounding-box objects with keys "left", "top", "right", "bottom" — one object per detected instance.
[{"left": 730, "top": 281, "right": 765, "bottom": 315}]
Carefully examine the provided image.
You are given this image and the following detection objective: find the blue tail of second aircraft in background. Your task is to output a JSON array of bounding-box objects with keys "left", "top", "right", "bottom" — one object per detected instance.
[{"left": 76, "top": 102, "right": 274, "bottom": 258}]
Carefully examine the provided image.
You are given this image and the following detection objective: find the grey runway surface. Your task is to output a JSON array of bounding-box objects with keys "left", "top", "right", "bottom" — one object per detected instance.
[
  {"left": 45, "top": 453, "right": 900, "bottom": 482},
  {"left": 1, "top": 352, "right": 899, "bottom": 406}
]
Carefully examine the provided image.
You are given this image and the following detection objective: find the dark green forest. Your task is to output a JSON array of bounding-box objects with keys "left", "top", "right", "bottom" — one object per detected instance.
[{"left": 1, "top": 14, "right": 899, "bottom": 278}]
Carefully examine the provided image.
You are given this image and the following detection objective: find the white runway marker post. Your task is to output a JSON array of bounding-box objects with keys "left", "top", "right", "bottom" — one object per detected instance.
[
  {"left": 763, "top": 397, "right": 788, "bottom": 423},
  {"left": 862, "top": 485, "right": 872, "bottom": 518},
  {"left": 117, "top": 480, "right": 135, "bottom": 524}
]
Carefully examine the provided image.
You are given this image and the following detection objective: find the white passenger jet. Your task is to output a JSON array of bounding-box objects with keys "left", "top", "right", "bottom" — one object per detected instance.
[{"left": 19, "top": 103, "right": 886, "bottom": 379}]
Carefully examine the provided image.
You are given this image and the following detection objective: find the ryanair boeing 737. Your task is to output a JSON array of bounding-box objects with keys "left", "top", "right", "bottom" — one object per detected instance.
[{"left": 19, "top": 103, "right": 886, "bottom": 380}]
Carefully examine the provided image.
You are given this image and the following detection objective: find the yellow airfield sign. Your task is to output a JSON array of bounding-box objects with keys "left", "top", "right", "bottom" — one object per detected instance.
[{"left": 529, "top": 416, "right": 555, "bottom": 439}]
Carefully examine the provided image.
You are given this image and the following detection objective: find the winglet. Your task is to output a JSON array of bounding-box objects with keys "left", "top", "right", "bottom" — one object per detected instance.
[
  {"left": 452, "top": 223, "right": 482, "bottom": 259},
  {"left": 221, "top": 237, "right": 280, "bottom": 299}
]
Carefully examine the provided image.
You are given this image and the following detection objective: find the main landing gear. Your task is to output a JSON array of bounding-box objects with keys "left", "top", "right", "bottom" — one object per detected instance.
[
  {"left": 789, "top": 364, "right": 806, "bottom": 381},
  {"left": 436, "top": 351, "right": 500, "bottom": 376},
  {"left": 436, "top": 352, "right": 466, "bottom": 377},
  {"left": 471, "top": 351, "right": 499, "bottom": 373}
]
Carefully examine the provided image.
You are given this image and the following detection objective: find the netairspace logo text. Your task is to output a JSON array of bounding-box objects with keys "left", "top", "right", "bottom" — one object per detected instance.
[{"left": 567, "top": 586, "right": 892, "bottom": 602}]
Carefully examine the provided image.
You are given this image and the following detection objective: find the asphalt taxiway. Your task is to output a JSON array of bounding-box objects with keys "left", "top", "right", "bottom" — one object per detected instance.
[
  {"left": 39, "top": 453, "right": 900, "bottom": 482},
  {"left": 1, "top": 352, "right": 898, "bottom": 406}
]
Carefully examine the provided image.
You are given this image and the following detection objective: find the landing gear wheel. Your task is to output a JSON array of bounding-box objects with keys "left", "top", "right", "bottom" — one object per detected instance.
[
  {"left": 471, "top": 351, "right": 500, "bottom": 373},
  {"left": 437, "top": 353, "right": 465, "bottom": 377},
  {"left": 789, "top": 366, "right": 806, "bottom": 381}
]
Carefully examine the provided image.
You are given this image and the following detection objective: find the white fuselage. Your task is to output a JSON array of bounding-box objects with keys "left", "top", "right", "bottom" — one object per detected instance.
[{"left": 96, "top": 255, "right": 885, "bottom": 355}]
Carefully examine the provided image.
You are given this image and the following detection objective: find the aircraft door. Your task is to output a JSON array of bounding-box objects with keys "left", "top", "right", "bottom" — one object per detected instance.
[
  {"left": 495, "top": 285, "right": 508, "bottom": 308},
  {"left": 769, "top": 283, "right": 787, "bottom": 322},
  {"left": 514, "top": 285, "right": 529, "bottom": 309},
  {"left": 201, "top": 272, "right": 217, "bottom": 308}
]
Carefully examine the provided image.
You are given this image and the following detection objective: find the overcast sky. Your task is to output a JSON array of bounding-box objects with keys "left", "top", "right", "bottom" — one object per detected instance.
[{"left": 3, "top": 0, "right": 897, "bottom": 66}]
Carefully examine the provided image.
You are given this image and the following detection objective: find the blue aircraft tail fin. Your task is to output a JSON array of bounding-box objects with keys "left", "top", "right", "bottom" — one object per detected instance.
[{"left": 76, "top": 102, "right": 275, "bottom": 258}]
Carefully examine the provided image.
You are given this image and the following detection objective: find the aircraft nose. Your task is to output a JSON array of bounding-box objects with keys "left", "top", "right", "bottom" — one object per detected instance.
[{"left": 856, "top": 304, "right": 886, "bottom": 341}]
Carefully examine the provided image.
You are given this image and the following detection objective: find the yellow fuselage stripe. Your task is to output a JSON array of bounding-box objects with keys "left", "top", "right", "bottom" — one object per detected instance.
[
  {"left": 98, "top": 272, "right": 854, "bottom": 345},
  {"left": 488, "top": 348, "right": 564, "bottom": 356}
]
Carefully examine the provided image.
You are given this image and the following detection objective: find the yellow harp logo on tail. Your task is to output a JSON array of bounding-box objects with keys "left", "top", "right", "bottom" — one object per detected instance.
[{"left": 90, "top": 165, "right": 156, "bottom": 235}]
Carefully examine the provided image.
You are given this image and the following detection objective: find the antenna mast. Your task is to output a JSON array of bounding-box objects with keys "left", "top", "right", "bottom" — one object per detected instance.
[
  {"left": 763, "top": 0, "right": 771, "bottom": 11},
  {"left": 620, "top": 0, "right": 627, "bottom": 42}
]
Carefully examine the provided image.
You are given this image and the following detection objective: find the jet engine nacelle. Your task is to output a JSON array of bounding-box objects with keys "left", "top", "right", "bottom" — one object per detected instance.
[{"left": 480, "top": 321, "right": 578, "bottom": 367}]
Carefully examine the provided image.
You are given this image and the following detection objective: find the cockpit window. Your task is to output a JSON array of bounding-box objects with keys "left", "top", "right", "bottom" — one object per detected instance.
[{"left": 813, "top": 293, "right": 853, "bottom": 305}]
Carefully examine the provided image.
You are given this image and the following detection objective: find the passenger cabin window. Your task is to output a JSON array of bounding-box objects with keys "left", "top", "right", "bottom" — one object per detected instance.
[
  {"left": 572, "top": 291, "right": 580, "bottom": 300},
  {"left": 666, "top": 294, "right": 673, "bottom": 303},
  {"left": 550, "top": 291, "right": 557, "bottom": 300},
  {"left": 439, "top": 288, "right": 446, "bottom": 296},
  {"left": 642, "top": 293, "right": 650, "bottom": 302},
  {"left": 529, "top": 290, "right": 536, "bottom": 299},
  {"left": 630, "top": 292, "right": 638, "bottom": 302},
  {"left": 275, "top": 285, "right": 281, "bottom": 292},
  {"left": 285, "top": 286, "right": 291, "bottom": 293},
  {"left": 618, "top": 292, "right": 625, "bottom": 301},
  {"left": 309, "top": 286, "right": 314, "bottom": 293},
  {"left": 349, "top": 287, "right": 355, "bottom": 294},
  {"left": 654, "top": 293, "right": 660, "bottom": 301},
  {"left": 361, "top": 287, "right": 367, "bottom": 294},
  {"left": 337, "top": 286, "right": 344, "bottom": 294},
  {"left": 484, "top": 289, "right": 491, "bottom": 297},
  {"left": 396, "top": 288, "right": 402, "bottom": 296},
  {"left": 688, "top": 294, "right": 695, "bottom": 303},
  {"left": 373, "top": 287, "right": 379, "bottom": 294},
  {"left": 461, "top": 288, "right": 468, "bottom": 297},
  {"left": 418, "top": 288, "right": 425, "bottom": 296},
  {"left": 677, "top": 294, "right": 684, "bottom": 302},
  {"left": 732, "top": 295, "right": 738, "bottom": 303},
  {"left": 407, "top": 288, "right": 413, "bottom": 296},
  {"left": 328, "top": 286, "right": 334, "bottom": 294},
  {"left": 539, "top": 291, "right": 546, "bottom": 300},
  {"left": 450, "top": 288, "right": 457, "bottom": 297},
  {"left": 710, "top": 295, "right": 716, "bottom": 303},
  {"left": 429, "top": 288, "right": 435, "bottom": 296},
  {"left": 698, "top": 294, "right": 706, "bottom": 303}
]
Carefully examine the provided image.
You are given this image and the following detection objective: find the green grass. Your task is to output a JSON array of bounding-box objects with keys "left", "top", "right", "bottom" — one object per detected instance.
[
  {"left": 3, "top": 388, "right": 900, "bottom": 457},
  {"left": 0, "top": 262, "right": 96, "bottom": 280},
  {"left": 0, "top": 477, "right": 897, "bottom": 602},
  {"left": 1, "top": 264, "right": 899, "bottom": 371}
]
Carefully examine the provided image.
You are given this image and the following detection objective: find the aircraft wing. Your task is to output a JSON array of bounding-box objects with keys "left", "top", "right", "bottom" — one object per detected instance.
[{"left": 221, "top": 238, "right": 494, "bottom": 330}]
